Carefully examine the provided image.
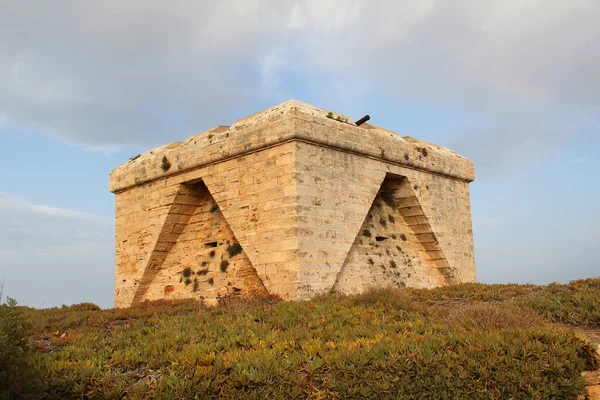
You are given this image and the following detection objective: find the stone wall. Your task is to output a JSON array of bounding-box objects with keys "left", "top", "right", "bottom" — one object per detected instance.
[
  {"left": 114, "top": 141, "right": 299, "bottom": 307},
  {"left": 111, "top": 100, "right": 475, "bottom": 307}
]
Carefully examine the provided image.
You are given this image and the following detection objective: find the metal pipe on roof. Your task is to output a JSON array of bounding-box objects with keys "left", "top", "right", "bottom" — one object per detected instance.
[{"left": 355, "top": 115, "right": 370, "bottom": 126}]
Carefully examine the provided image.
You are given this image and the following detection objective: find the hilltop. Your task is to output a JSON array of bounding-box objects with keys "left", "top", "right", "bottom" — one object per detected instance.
[{"left": 1, "top": 278, "right": 600, "bottom": 399}]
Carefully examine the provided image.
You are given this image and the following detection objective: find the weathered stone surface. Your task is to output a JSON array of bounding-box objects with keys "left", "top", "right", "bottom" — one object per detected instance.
[
  {"left": 110, "top": 100, "right": 476, "bottom": 307},
  {"left": 584, "top": 371, "right": 600, "bottom": 386},
  {"left": 586, "top": 385, "right": 600, "bottom": 400}
]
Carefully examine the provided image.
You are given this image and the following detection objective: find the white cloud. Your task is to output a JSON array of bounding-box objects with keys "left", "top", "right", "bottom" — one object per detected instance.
[
  {"left": 0, "top": 1, "right": 295, "bottom": 151},
  {"left": 8, "top": 53, "right": 91, "bottom": 106},
  {"left": 0, "top": 193, "right": 111, "bottom": 222},
  {"left": 0, "top": 193, "right": 114, "bottom": 308},
  {"left": 30, "top": 205, "right": 109, "bottom": 221},
  {"left": 571, "top": 156, "right": 587, "bottom": 163},
  {"left": 293, "top": 0, "right": 599, "bottom": 107},
  {"left": 0, "top": 0, "right": 597, "bottom": 155},
  {"left": 258, "top": 51, "right": 288, "bottom": 85}
]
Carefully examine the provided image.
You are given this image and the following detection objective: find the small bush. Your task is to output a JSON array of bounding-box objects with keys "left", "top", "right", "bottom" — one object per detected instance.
[
  {"left": 407, "top": 282, "right": 540, "bottom": 302},
  {"left": 226, "top": 242, "right": 243, "bottom": 258},
  {"left": 0, "top": 297, "right": 35, "bottom": 398},
  {"left": 351, "top": 287, "right": 417, "bottom": 312},
  {"left": 444, "top": 303, "right": 547, "bottom": 331},
  {"left": 380, "top": 191, "right": 395, "bottom": 207},
  {"left": 182, "top": 267, "right": 192, "bottom": 278},
  {"left": 515, "top": 279, "right": 600, "bottom": 328},
  {"left": 220, "top": 260, "right": 230, "bottom": 272},
  {"left": 67, "top": 302, "right": 101, "bottom": 311},
  {"left": 160, "top": 156, "right": 171, "bottom": 171},
  {"left": 416, "top": 146, "right": 428, "bottom": 157}
]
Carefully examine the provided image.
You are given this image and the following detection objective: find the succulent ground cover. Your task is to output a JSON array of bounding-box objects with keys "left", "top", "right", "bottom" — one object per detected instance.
[{"left": 1, "top": 278, "right": 599, "bottom": 399}]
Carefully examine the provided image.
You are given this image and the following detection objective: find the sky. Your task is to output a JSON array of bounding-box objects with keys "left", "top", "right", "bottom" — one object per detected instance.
[{"left": 0, "top": 0, "right": 598, "bottom": 308}]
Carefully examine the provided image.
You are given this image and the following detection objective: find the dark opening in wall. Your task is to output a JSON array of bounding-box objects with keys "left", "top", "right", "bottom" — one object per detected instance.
[
  {"left": 375, "top": 236, "right": 388, "bottom": 242},
  {"left": 204, "top": 241, "right": 218, "bottom": 248}
]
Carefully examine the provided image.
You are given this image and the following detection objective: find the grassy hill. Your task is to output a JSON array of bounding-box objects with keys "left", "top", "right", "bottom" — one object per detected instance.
[{"left": 1, "top": 278, "right": 599, "bottom": 399}]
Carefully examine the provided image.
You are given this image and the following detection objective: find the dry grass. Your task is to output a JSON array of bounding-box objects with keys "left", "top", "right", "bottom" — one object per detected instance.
[
  {"left": 1, "top": 278, "right": 599, "bottom": 399},
  {"left": 444, "top": 303, "right": 548, "bottom": 331}
]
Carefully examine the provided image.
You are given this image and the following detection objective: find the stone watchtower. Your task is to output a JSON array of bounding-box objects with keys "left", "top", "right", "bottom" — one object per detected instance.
[{"left": 109, "top": 100, "right": 475, "bottom": 307}]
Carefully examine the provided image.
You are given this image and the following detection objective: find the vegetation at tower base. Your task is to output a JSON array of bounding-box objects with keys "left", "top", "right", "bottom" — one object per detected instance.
[
  {"left": 2, "top": 278, "right": 599, "bottom": 399},
  {"left": 0, "top": 297, "right": 38, "bottom": 399}
]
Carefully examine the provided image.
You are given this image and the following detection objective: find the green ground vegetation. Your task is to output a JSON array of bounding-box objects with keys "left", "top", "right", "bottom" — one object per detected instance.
[{"left": 1, "top": 278, "right": 599, "bottom": 399}]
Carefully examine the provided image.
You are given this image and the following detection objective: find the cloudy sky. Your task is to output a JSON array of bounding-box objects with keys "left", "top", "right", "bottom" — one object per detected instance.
[{"left": 1, "top": 0, "right": 598, "bottom": 308}]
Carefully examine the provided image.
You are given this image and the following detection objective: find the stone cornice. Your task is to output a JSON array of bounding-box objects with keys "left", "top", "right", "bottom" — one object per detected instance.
[{"left": 109, "top": 100, "right": 474, "bottom": 193}]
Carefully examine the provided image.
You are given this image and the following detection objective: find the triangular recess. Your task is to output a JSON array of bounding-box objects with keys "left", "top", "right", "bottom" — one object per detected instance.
[
  {"left": 133, "top": 182, "right": 267, "bottom": 303},
  {"left": 333, "top": 175, "right": 453, "bottom": 294}
]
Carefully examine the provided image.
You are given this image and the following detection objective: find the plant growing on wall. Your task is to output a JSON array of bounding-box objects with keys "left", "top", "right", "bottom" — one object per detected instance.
[
  {"left": 326, "top": 111, "right": 350, "bottom": 124},
  {"left": 220, "top": 260, "right": 229, "bottom": 272},
  {"left": 160, "top": 156, "right": 171, "bottom": 172},
  {"left": 380, "top": 191, "right": 395, "bottom": 207},
  {"left": 416, "top": 146, "right": 428, "bottom": 157},
  {"left": 226, "top": 242, "right": 242, "bottom": 258}
]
